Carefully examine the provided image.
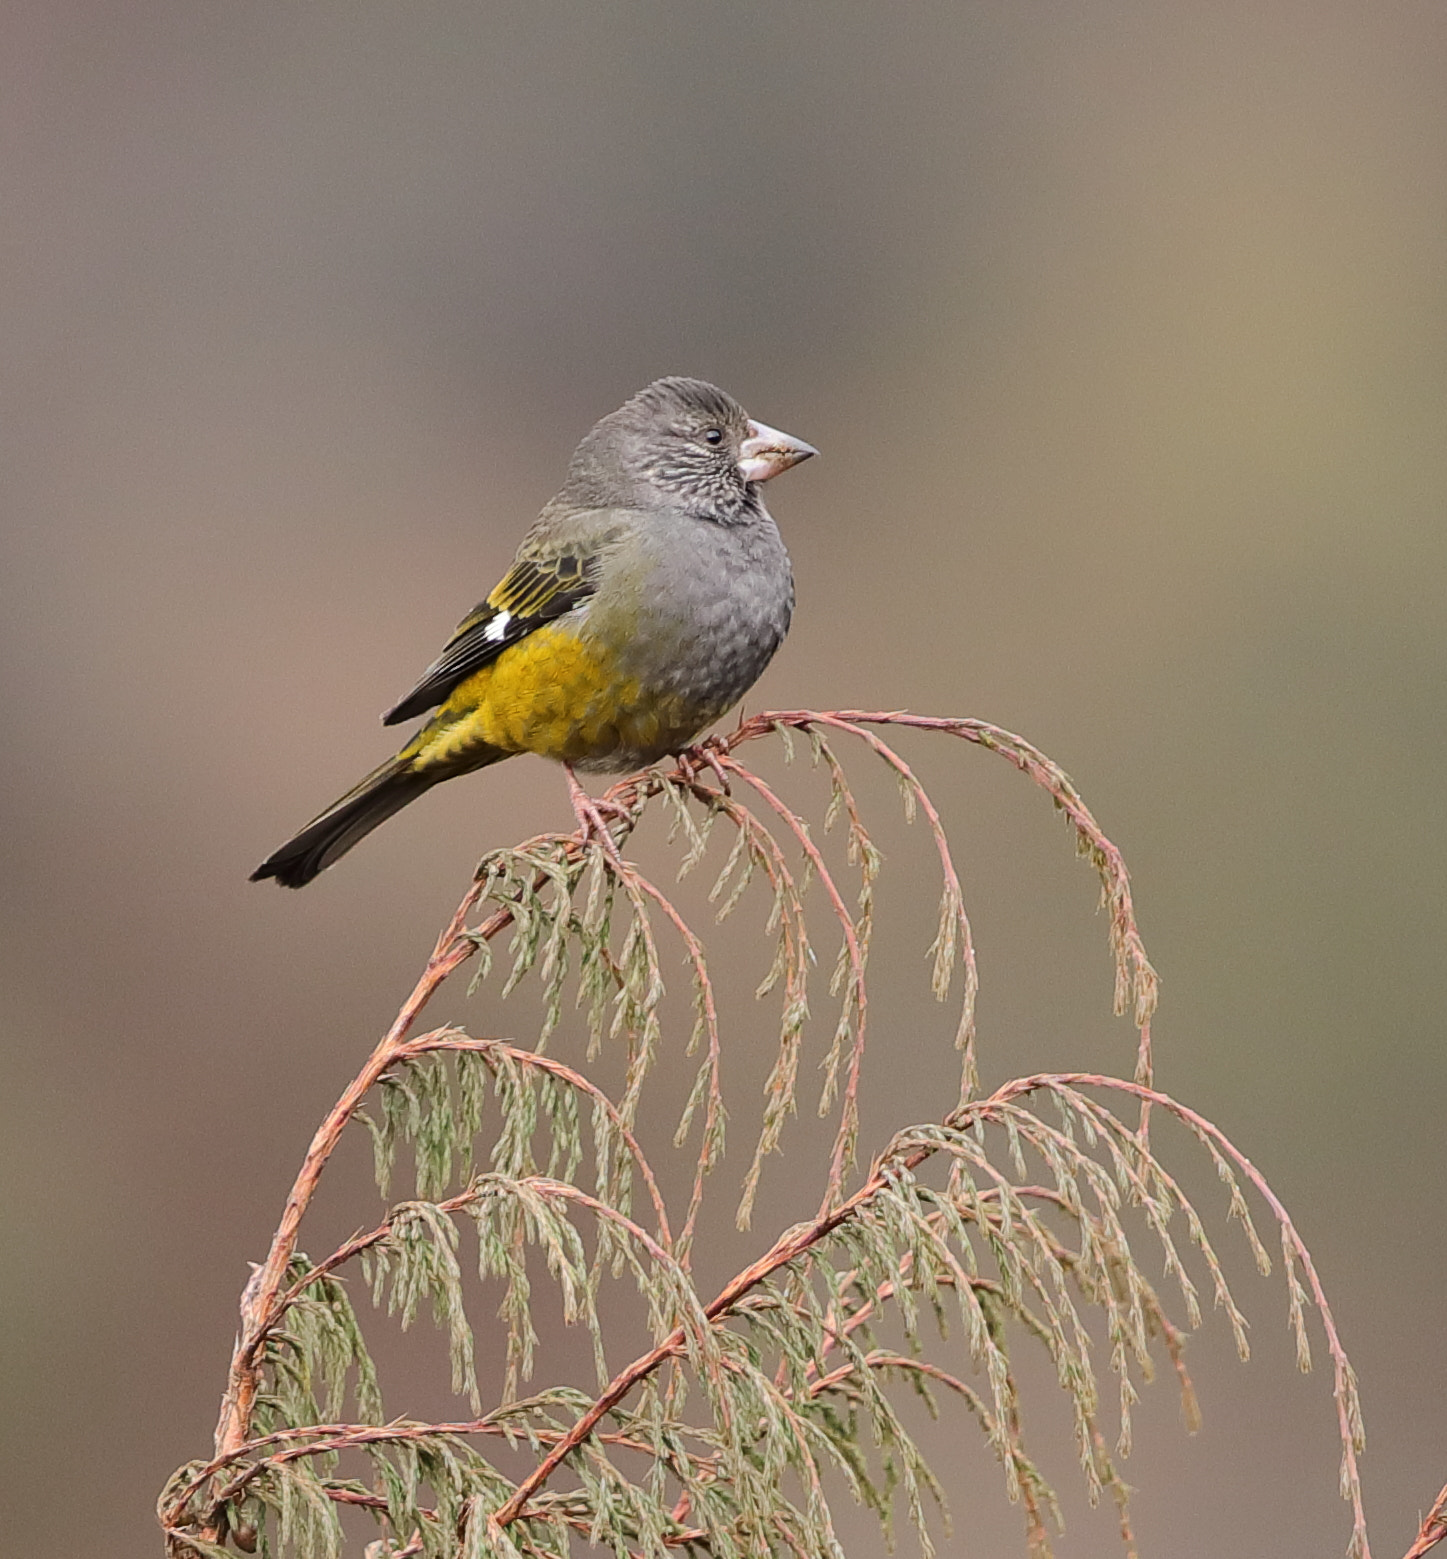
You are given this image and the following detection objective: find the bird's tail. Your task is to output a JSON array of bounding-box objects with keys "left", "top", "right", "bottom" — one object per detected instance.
[{"left": 250, "top": 755, "right": 439, "bottom": 888}]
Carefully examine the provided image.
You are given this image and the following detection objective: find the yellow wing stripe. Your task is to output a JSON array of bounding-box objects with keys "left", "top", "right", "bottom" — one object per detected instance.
[{"left": 486, "top": 555, "right": 586, "bottom": 618}]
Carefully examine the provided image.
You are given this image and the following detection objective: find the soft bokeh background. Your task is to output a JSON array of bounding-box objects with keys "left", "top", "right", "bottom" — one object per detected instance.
[{"left": 3, "top": 2, "right": 1445, "bottom": 1554}]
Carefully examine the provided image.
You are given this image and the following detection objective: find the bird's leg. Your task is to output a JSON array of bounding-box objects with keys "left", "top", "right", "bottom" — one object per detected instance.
[{"left": 563, "top": 763, "right": 632, "bottom": 849}]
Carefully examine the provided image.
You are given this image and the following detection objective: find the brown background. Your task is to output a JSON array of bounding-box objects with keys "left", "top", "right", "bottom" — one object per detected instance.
[{"left": 3, "top": 3, "right": 1445, "bottom": 1555}]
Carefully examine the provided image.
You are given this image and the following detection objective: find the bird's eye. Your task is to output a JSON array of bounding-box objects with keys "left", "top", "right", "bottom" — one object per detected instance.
[{"left": 702, "top": 427, "right": 724, "bottom": 446}]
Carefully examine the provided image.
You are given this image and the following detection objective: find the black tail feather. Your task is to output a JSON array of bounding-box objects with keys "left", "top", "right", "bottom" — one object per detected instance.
[{"left": 251, "top": 757, "right": 436, "bottom": 888}]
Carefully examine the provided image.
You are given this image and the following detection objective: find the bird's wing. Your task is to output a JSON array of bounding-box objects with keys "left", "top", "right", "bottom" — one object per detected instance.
[{"left": 381, "top": 549, "right": 600, "bottom": 726}]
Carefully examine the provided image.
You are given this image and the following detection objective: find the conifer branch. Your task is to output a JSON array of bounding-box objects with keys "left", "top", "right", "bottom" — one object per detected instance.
[
  {"left": 163, "top": 710, "right": 1375, "bottom": 1559},
  {"left": 210, "top": 884, "right": 496, "bottom": 1467},
  {"left": 1404, "top": 1482, "right": 1447, "bottom": 1559}
]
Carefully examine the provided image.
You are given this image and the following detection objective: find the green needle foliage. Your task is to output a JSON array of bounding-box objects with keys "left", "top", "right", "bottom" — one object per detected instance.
[{"left": 159, "top": 711, "right": 1370, "bottom": 1559}]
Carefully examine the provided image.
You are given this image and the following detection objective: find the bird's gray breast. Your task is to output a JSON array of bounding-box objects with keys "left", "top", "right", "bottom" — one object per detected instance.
[{"left": 595, "top": 509, "right": 794, "bottom": 714}]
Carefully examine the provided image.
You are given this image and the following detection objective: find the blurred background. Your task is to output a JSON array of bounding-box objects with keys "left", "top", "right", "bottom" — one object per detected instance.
[{"left": 3, "top": 2, "right": 1445, "bottom": 1554}]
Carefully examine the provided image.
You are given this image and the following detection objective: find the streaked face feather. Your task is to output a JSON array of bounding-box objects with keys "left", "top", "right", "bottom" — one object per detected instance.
[{"left": 565, "top": 377, "right": 760, "bottom": 522}]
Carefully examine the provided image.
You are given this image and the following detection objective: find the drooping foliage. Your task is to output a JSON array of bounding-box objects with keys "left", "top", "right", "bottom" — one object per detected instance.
[{"left": 160, "top": 712, "right": 1369, "bottom": 1559}]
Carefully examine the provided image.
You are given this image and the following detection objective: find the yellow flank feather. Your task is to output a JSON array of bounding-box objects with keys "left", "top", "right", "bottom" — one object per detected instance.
[{"left": 404, "top": 624, "right": 701, "bottom": 770}]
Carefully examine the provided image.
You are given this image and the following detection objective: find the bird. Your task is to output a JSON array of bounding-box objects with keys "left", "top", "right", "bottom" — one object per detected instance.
[{"left": 251, "top": 376, "right": 816, "bottom": 888}]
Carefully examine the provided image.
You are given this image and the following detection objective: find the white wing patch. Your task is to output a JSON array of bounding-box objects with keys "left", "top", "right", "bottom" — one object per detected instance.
[{"left": 483, "top": 610, "right": 513, "bottom": 643}]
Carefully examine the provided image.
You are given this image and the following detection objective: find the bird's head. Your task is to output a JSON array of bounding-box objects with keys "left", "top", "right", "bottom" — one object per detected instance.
[{"left": 568, "top": 376, "right": 816, "bottom": 522}]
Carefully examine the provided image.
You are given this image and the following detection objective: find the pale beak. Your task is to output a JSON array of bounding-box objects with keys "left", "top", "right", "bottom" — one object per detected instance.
[{"left": 738, "top": 419, "right": 818, "bottom": 483}]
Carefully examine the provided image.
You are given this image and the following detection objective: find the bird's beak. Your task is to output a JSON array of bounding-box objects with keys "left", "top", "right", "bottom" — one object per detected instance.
[{"left": 738, "top": 420, "right": 818, "bottom": 483}]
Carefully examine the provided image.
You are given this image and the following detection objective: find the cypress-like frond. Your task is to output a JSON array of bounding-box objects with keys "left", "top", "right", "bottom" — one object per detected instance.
[{"left": 163, "top": 713, "right": 1370, "bottom": 1559}]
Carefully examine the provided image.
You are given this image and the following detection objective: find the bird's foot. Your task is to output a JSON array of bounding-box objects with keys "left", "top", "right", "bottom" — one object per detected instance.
[
  {"left": 674, "top": 735, "right": 733, "bottom": 795},
  {"left": 563, "top": 765, "right": 633, "bottom": 851}
]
